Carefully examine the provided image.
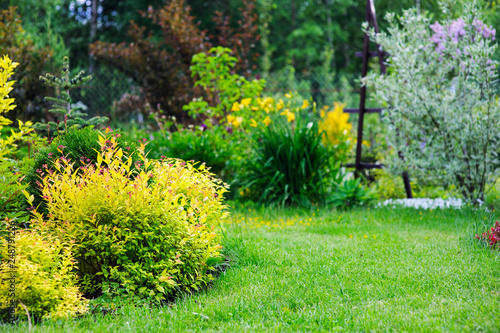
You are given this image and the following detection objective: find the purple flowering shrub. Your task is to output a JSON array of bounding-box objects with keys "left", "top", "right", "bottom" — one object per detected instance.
[
  {"left": 429, "top": 18, "right": 495, "bottom": 71},
  {"left": 364, "top": 2, "right": 500, "bottom": 204}
]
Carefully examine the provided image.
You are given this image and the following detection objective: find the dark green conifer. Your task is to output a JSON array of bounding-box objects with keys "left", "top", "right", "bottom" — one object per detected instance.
[{"left": 34, "top": 56, "right": 108, "bottom": 134}]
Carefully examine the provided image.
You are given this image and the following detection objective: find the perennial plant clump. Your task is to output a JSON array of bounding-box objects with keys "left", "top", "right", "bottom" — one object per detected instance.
[
  {"left": 318, "top": 101, "right": 354, "bottom": 163},
  {"left": 226, "top": 91, "right": 313, "bottom": 132},
  {"left": 364, "top": 3, "right": 500, "bottom": 204},
  {"left": 475, "top": 221, "right": 500, "bottom": 249},
  {"left": 238, "top": 109, "right": 338, "bottom": 207}
]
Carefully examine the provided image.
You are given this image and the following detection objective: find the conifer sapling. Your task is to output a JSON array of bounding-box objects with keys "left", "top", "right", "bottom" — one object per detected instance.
[{"left": 34, "top": 56, "right": 108, "bottom": 135}]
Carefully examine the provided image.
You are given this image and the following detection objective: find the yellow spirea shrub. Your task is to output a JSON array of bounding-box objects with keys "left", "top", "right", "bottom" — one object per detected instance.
[
  {"left": 32, "top": 134, "right": 230, "bottom": 301},
  {"left": 0, "top": 227, "right": 88, "bottom": 320},
  {"left": 0, "top": 55, "right": 33, "bottom": 159}
]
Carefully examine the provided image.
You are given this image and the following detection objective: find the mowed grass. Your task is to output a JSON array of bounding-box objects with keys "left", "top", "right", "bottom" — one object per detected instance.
[{"left": 4, "top": 206, "right": 500, "bottom": 332}]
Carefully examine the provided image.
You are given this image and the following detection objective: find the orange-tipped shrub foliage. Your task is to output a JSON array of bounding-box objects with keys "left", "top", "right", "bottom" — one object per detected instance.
[{"left": 33, "top": 134, "right": 229, "bottom": 301}]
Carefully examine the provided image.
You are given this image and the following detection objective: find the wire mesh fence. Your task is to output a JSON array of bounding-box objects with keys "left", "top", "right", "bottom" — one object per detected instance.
[
  {"left": 71, "top": 63, "right": 365, "bottom": 121},
  {"left": 71, "top": 65, "right": 135, "bottom": 119}
]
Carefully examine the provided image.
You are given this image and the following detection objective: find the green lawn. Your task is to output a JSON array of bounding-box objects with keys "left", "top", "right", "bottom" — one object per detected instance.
[{"left": 4, "top": 206, "right": 500, "bottom": 332}]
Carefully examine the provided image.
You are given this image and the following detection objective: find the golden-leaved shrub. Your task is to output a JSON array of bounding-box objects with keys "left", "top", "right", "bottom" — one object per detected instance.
[
  {"left": 33, "top": 134, "right": 229, "bottom": 301},
  {"left": 0, "top": 227, "right": 88, "bottom": 320}
]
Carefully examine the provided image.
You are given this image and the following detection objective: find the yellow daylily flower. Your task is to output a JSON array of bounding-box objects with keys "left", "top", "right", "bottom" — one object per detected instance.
[
  {"left": 233, "top": 116, "right": 243, "bottom": 128},
  {"left": 286, "top": 112, "right": 295, "bottom": 122},
  {"left": 301, "top": 100, "right": 310, "bottom": 109},
  {"left": 241, "top": 98, "right": 252, "bottom": 107},
  {"left": 263, "top": 116, "right": 271, "bottom": 127},
  {"left": 280, "top": 108, "right": 290, "bottom": 116},
  {"left": 276, "top": 99, "right": 285, "bottom": 111},
  {"left": 231, "top": 102, "right": 240, "bottom": 112},
  {"left": 250, "top": 119, "right": 258, "bottom": 127},
  {"left": 227, "top": 114, "right": 235, "bottom": 123},
  {"left": 285, "top": 92, "right": 293, "bottom": 98}
]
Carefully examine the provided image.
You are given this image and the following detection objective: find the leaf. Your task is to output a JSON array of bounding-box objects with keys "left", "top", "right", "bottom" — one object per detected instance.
[{"left": 192, "top": 312, "right": 209, "bottom": 320}]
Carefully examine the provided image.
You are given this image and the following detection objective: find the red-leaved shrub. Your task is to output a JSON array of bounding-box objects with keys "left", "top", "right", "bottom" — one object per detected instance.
[{"left": 476, "top": 221, "right": 500, "bottom": 249}]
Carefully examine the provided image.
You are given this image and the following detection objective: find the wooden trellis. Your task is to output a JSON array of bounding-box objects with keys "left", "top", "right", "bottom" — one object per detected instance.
[{"left": 345, "top": 0, "right": 413, "bottom": 199}]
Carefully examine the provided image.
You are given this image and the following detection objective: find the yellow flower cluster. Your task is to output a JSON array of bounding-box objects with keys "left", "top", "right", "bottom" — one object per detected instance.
[
  {"left": 226, "top": 114, "right": 243, "bottom": 128},
  {"left": 0, "top": 55, "right": 34, "bottom": 159},
  {"left": 318, "top": 102, "right": 352, "bottom": 145},
  {"left": 280, "top": 108, "right": 295, "bottom": 122},
  {"left": 227, "top": 92, "right": 311, "bottom": 130}
]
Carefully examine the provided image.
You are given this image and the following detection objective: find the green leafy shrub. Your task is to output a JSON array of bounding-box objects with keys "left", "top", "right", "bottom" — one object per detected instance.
[
  {"left": 0, "top": 224, "right": 88, "bottom": 321},
  {"left": 238, "top": 109, "right": 336, "bottom": 207},
  {"left": 0, "top": 158, "right": 33, "bottom": 226},
  {"left": 184, "top": 46, "right": 265, "bottom": 125},
  {"left": 371, "top": 169, "right": 407, "bottom": 200},
  {"left": 33, "top": 135, "right": 229, "bottom": 301},
  {"left": 364, "top": 4, "right": 500, "bottom": 204},
  {"left": 147, "top": 126, "right": 240, "bottom": 184}
]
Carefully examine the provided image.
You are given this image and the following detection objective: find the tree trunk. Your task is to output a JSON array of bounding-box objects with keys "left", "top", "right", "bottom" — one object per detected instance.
[{"left": 89, "top": 0, "right": 98, "bottom": 73}]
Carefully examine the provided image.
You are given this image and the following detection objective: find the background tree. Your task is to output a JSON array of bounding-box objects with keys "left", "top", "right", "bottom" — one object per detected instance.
[
  {"left": 3, "top": 0, "right": 498, "bottom": 122},
  {"left": 0, "top": 0, "right": 68, "bottom": 67},
  {"left": 0, "top": 7, "right": 54, "bottom": 122},
  {"left": 89, "top": 0, "right": 259, "bottom": 121}
]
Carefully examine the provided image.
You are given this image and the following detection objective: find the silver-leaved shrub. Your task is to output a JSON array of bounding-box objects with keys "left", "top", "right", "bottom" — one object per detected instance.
[{"left": 363, "top": 3, "right": 499, "bottom": 204}]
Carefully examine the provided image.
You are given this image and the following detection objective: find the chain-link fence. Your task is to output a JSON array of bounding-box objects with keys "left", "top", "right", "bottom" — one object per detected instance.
[
  {"left": 70, "top": 64, "right": 135, "bottom": 119},
  {"left": 72, "top": 63, "right": 367, "bottom": 122}
]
